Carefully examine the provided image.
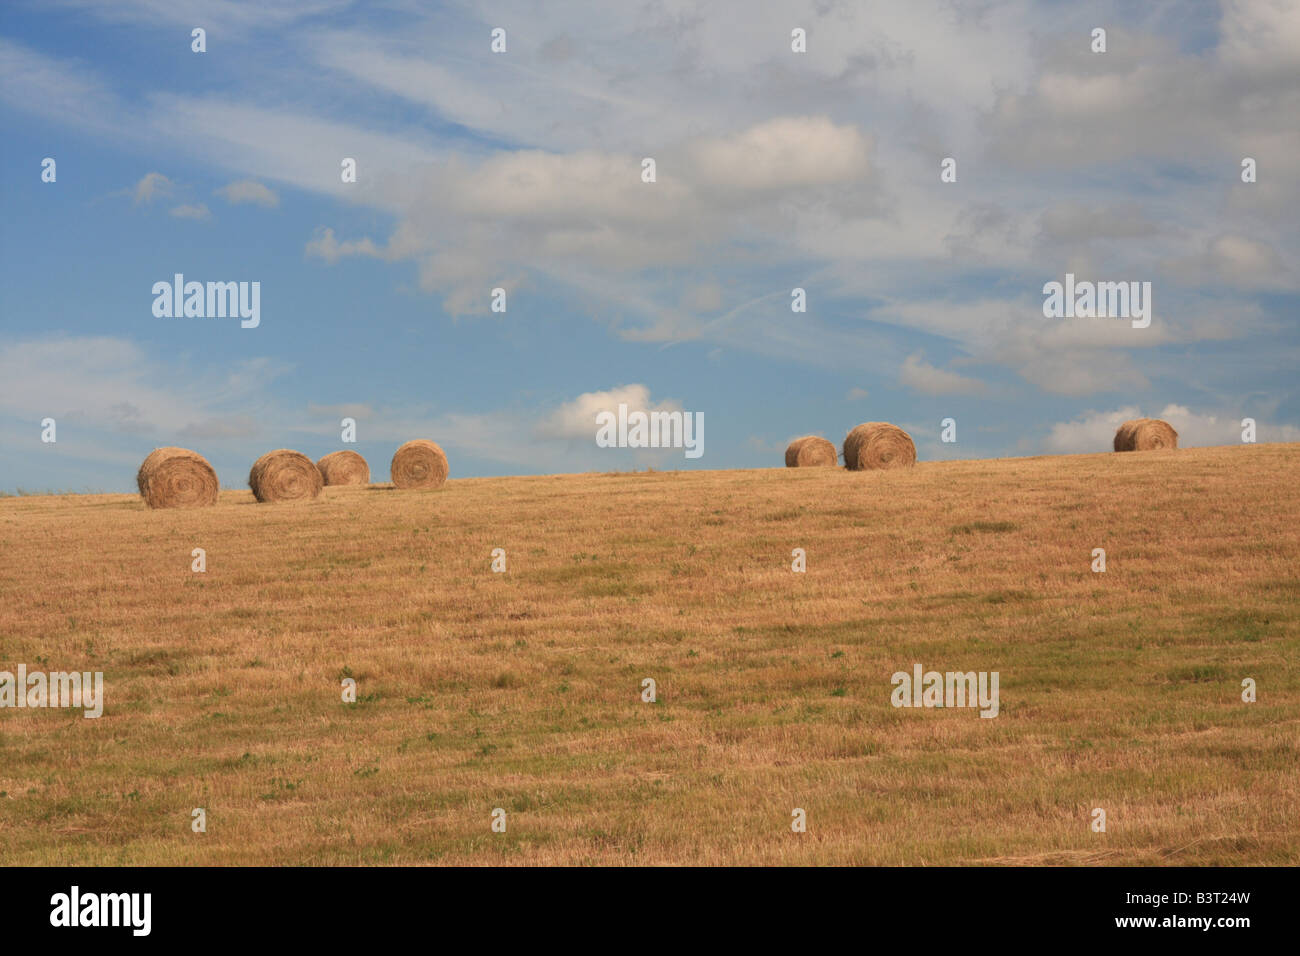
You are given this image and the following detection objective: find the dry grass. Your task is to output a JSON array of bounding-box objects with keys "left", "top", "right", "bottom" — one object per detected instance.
[{"left": 1, "top": 443, "right": 1298, "bottom": 866}]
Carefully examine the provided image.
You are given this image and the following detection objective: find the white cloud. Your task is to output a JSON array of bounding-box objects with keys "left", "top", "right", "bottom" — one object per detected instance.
[
  {"left": 1043, "top": 406, "right": 1142, "bottom": 454},
  {"left": 1011, "top": 351, "right": 1149, "bottom": 397},
  {"left": 283, "top": 387, "right": 694, "bottom": 473},
  {"left": 536, "top": 384, "right": 682, "bottom": 440},
  {"left": 305, "top": 227, "right": 384, "bottom": 264},
  {"left": 133, "top": 172, "right": 173, "bottom": 204},
  {"left": 170, "top": 203, "right": 210, "bottom": 220},
  {"left": 52, "top": 0, "right": 353, "bottom": 34},
  {"left": 1155, "top": 403, "right": 1300, "bottom": 447},
  {"left": 4, "top": 2, "right": 1296, "bottom": 407},
  {"left": 303, "top": 115, "right": 880, "bottom": 315},
  {"left": 0, "top": 37, "right": 123, "bottom": 133},
  {"left": 899, "top": 352, "right": 988, "bottom": 396},
  {"left": 689, "top": 116, "right": 871, "bottom": 190},
  {"left": 873, "top": 294, "right": 1255, "bottom": 397},
  {"left": 1044, "top": 404, "right": 1300, "bottom": 454},
  {"left": 1164, "top": 234, "right": 1294, "bottom": 291},
  {"left": 0, "top": 336, "right": 280, "bottom": 439},
  {"left": 217, "top": 179, "right": 279, "bottom": 207},
  {"left": 1038, "top": 202, "right": 1159, "bottom": 243},
  {"left": 681, "top": 283, "right": 724, "bottom": 313},
  {"left": 306, "top": 2, "right": 1034, "bottom": 156},
  {"left": 1219, "top": 0, "right": 1300, "bottom": 73},
  {"left": 145, "top": 95, "right": 442, "bottom": 205}
]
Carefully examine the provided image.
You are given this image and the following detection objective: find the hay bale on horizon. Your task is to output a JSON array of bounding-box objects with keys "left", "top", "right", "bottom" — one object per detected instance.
[
  {"left": 1113, "top": 420, "right": 1141, "bottom": 451},
  {"left": 248, "top": 449, "right": 323, "bottom": 503},
  {"left": 391, "top": 440, "right": 449, "bottom": 490},
  {"left": 1114, "top": 418, "right": 1178, "bottom": 452},
  {"left": 843, "top": 422, "right": 917, "bottom": 471},
  {"left": 317, "top": 450, "right": 370, "bottom": 486},
  {"left": 784, "top": 435, "right": 839, "bottom": 468},
  {"left": 136, "top": 447, "right": 219, "bottom": 509}
]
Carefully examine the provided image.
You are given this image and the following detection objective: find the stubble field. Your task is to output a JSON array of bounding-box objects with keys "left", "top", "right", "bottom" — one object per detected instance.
[{"left": 1, "top": 443, "right": 1297, "bottom": 865}]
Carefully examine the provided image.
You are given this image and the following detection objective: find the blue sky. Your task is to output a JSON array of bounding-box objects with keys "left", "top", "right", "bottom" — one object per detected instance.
[{"left": 2, "top": 0, "right": 1297, "bottom": 493}]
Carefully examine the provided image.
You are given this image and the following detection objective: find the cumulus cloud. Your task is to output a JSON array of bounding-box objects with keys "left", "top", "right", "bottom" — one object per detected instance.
[
  {"left": 1044, "top": 404, "right": 1300, "bottom": 454},
  {"left": 304, "top": 115, "right": 879, "bottom": 314},
  {"left": 689, "top": 116, "right": 871, "bottom": 190},
  {"left": 1038, "top": 202, "right": 1159, "bottom": 244},
  {"left": 535, "top": 384, "right": 682, "bottom": 440},
  {"left": 5, "top": 1, "right": 1297, "bottom": 429},
  {"left": 1043, "top": 406, "right": 1143, "bottom": 454},
  {"left": 1156, "top": 404, "right": 1300, "bottom": 446},
  {"left": 132, "top": 171, "right": 172, "bottom": 204},
  {"left": 987, "top": 36, "right": 1215, "bottom": 168},
  {"left": 1219, "top": 0, "right": 1300, "bottom": 73},
  {"left": 295, "top": 388, "right": 698, "bottom": 473},
  {"left": 169, "top": 203, "right": 210, "bottom": 220},
  {"left": 217, "top": 179, "right": 279, "bottom": 207},
  {"left": 1165, "top": 234, "right": 1293, "bottom": 291},
  {"left": 305, "top": 227, "right": 384, "bottom": 263}
]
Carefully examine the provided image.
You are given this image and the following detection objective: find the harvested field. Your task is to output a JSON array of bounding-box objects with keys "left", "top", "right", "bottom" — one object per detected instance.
[{"left": 1, "top": 443, "right": 1297, "bottom": 865}]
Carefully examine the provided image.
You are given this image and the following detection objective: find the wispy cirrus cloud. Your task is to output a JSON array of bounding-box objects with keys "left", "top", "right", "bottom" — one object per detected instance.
[{"left": 899, "top": 352, "right": 989, "bottom": 396}]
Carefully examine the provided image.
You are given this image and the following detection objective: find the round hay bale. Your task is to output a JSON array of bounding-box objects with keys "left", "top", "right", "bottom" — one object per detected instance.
[
  {"left": 842, "top": 422, "right": 917, "bottom": 471},
  {"left": 316, "top": 450, "right": 370, "bottom": 486},
  {"left": 248, "top": 449, "right": 323, "bottom": 503},
  {"left": 390, "top": 439, "right": 449, "bottom": 490},
  {"left": 136, "top": 447, "right": 219, "bottom": 509},
  {"left": 1114, "top": 418, "right": 1178, "bottom": 452},
  {"left": 784, "top": 435, "right": 838, "bottom": 467}
]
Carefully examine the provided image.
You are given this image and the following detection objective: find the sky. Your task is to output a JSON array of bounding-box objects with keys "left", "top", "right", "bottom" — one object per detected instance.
[{"left": 1, "top": 0, "right": 1297, "bottom": 493}]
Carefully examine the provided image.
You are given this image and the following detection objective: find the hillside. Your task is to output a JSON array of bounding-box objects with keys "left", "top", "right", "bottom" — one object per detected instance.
[{"left": 1, "top": 443, "right": 1297, "bottom": 865}]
